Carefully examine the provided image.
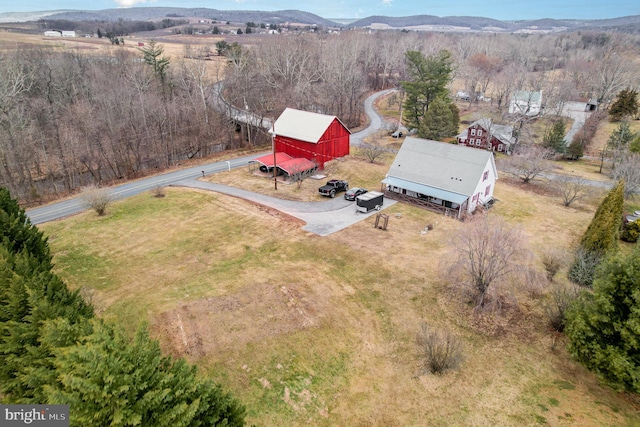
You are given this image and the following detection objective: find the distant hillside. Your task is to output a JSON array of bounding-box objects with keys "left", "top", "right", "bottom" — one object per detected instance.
[
  {"left": 0, "top": 7, "right": 340, "bottom": 27},
  {"left": 1, "top": 7, "right": 639, "bottom": 34},
  {"left": 348, "top": 14, "right": 640, "bottom": 33}
]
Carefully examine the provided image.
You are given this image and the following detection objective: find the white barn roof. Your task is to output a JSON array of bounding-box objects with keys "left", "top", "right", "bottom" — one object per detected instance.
[
  {"left": 271, "top": 108, "right": 349, "bottom": 144},
  {"left": 386, "top": 137, "right": 496, "bottom": 197}
]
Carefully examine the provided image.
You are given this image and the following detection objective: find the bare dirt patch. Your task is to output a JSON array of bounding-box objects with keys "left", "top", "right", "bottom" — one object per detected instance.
[{"left": 153, "top": 281, "right": 332, "bottom": 360}]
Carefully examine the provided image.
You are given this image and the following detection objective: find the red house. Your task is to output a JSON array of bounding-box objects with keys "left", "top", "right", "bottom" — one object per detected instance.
[
  {"left": 270, "top": 108, "right": 350, "bottom": 169},
  {"left": 456, "top": 118, "right": 515, "bottom": 154}
]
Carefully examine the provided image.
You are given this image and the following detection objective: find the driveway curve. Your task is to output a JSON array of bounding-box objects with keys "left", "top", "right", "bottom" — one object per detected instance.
[{"left": 174, "top": 179, "right": 396, "bottom": 236}]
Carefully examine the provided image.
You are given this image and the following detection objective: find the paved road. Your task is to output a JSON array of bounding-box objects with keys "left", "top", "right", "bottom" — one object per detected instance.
[
  {"left": 26, "top": 153, "right": 266, "bottom": 224},
  {"left": 27, "top": 89, "right": 397, "bottom": 235}
]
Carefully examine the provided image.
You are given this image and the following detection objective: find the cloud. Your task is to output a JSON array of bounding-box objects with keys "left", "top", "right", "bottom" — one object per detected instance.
[
  {"left": 113, "top": 0, "right": 155, "bottom": 7},
  {"left": 380, "top": 0, "right": 393, "bottom": 6}
]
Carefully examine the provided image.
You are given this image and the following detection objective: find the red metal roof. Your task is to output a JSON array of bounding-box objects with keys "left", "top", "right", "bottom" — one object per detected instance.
[
  {"left": 252, "top": 152, "right": 292, "bottom": 168},
  {"left": 278, "top": 157, "right": 316, "bottom": 175},
  {"left": 251, "top": 153, "right": 316, "bottom": 175}
]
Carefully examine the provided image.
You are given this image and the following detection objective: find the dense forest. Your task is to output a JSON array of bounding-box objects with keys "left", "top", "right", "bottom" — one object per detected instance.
[{"left": 0, "top": 28, "right": 639, "bottom": 203}]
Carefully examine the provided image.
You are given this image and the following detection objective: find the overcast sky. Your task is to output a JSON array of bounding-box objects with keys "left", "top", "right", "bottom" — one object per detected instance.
[{"left": 1, "top": 0, "right": 638, "bottom": 20}]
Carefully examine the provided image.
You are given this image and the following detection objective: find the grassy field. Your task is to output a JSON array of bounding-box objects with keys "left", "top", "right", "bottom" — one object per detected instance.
[
  {"left": 41, "top": 152, "right": 640, "bottom": 426},
  {"left": 7, "top": 27, "right": 639, "bottom": 426}
]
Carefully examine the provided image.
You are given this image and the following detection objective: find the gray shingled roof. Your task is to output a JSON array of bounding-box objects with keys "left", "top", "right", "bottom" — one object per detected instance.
[
  {"left": 386, "top": 137, "right": 496, "bottom": 197},
  {"left": 471, "top": 118, "right": 515, "bottom": 146},
  {"left": 270, "top": 108, "right": 350, "bottom": 144}
]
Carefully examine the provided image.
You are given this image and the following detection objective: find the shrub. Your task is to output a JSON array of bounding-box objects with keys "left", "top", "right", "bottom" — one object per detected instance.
[
  {"left": 417, "top": 323, "right": 463, "bottom": 375},
  {"left": 81, "top": 185, "right": 112, "bottom": 216},
  {"left": 621, "top": 220, "right": 640, "bottom": 243},
  {"left": 151, "top": 185, "right": 166, "bottom": 198},
  {"left": 544, "top": 282, "right": 580, "bottom": 332},
  {"left": 542, "top": 249, "right": 567, "bottom": 282}
]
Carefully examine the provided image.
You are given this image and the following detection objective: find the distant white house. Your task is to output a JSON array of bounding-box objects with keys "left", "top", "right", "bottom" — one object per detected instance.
[
  {"left": 44, "top": 30, "right": 76, "bottom": 37},
  {"left": 509, "top": 90, "right": 543, "bottom": 116},
  {"left": 382, "top": 137, "right": 498, "bottom": 219}
]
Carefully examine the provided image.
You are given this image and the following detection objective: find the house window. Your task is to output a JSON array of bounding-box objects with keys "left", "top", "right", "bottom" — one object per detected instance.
[
  {"left": 471, "top": 129, "right": 476, "bottom": 136},
  {"left": 485, "top": 185, "right": 491, "bottom": 196},
  {"left": 478, "top": 130, "right": 483, "bottom": 137},
  {"left": 498, "top": 144, "right": 503, "bottom": 152},
  {"left": 475, "top": 139, "right": 481, "bottom": 146},
  {"left": 483, "top": 171, "right": 489, "bottom": 181},
  {"left": 472, "top": 194, "right": 478, "bottom": 202}
]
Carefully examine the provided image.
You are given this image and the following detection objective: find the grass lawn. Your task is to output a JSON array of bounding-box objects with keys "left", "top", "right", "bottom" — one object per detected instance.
[{"left": 41, "top": 153, "right": 640, "bottom": 426}]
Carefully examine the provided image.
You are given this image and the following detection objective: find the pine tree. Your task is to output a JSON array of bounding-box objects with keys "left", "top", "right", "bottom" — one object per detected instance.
[
  {"left": 568, "top": 180, "right": 625, "bottom": 286},
  {"left": 42, "top": 319, "right": 245, "bottom": 427},
  {"left": 419, "top": 97, "right": 457, "bottom": 140},
  {"left": 401, "top": 50, "right": 454, "bottom": 131},
  {"left": 565, "top": 245, "right": 640, "bottom": 392},
  {"left": 543, "top": 118, "right": 567, "bottom": 153},
  {"left": 609, "top": 88, "right": 639, "bottom": 122},
  {"left": 566, "top": 138, "right": 584, "bottom": 160},
  {"left": 0, "top": 188, "right": 52, "bottom": 267}
]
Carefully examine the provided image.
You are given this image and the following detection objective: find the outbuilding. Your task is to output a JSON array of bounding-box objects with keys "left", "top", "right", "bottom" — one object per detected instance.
[{"left": 270, "top": 108, "right": 350, "bottom": 169}]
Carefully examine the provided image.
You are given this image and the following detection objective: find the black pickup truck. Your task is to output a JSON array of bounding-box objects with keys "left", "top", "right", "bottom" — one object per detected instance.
[{"left": 318, "top": 179, "right": 349, "bottom": 198}]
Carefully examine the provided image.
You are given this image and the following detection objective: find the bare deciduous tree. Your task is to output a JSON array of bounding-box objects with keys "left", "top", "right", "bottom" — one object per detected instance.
[
  {"left": 501, "top": 145, "right": 554, "bottom": 184},
  {"left": 358, "top": 136, "right": 389, "bottom": 163},
  {"left": 551, "top": 175, "right": 588, "bottom": 206},
  {"left": 611, "top": 153, "right": 640, "bottom": 199},
  {"left": 446, "top": 215, "right": 531, "bottom": 309}
]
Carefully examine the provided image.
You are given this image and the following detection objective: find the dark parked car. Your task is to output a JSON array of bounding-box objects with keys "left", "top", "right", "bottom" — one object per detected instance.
[
  {"left": 318, "top": 179, "right": 349, "bottom": 198},
  {"left": 344, "top": 187, "right": 367, "bottom": 201}
]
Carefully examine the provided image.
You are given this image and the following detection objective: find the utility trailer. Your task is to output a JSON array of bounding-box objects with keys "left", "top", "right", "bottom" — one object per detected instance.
[{"left": 356, "top": 191, "right": 384, "bottom": 213}]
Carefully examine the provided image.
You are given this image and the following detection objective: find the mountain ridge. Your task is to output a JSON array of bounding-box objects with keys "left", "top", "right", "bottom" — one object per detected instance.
[{"left": 1, "top": 7, "right": 639, "bottom": 33}]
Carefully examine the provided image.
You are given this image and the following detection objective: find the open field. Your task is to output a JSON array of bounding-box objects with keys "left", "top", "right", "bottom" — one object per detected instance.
[
  {"left": 5, "top": 26, "right": 639, "bottom": 425},
  {"left": 40, "top": 154, "right": 640, "bottom": 426}
]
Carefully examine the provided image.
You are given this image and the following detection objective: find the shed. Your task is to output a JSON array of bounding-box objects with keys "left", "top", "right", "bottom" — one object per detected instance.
[
  {"left": 250, "top": 153, "right": 317, "bottom": 177},
  {"left": 270, "top": 108, "right": 350, "bottom": 169},
  {"left": 382, "top": 137, "right": 497, "bottom": 219}
]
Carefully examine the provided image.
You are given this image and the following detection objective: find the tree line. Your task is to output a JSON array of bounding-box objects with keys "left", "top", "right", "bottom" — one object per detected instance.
[
  {"left": 0, "top": 43, "right": 237, "bottom": 203},
  {"left": 1, "top": 29, "right": 639, "bottom": 205},
  {"left": 0, "top": 188, "right": 246, "bottom": 425}
]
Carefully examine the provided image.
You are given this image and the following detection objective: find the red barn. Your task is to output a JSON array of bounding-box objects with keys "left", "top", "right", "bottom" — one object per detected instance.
[{"left": 271, "top": 108, "right": 350, "bottom": 169}]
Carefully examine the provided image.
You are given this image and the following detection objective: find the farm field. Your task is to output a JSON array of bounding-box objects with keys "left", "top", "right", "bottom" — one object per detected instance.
[
  {"left": 40, "top": 153, "right": 640, "bottom": 426},
  {"left": 4, "top": 25, "right": 639, "bottom": 425}
]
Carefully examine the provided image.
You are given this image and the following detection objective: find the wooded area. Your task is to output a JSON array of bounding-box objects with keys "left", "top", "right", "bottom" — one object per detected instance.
[{"left": 1, "top": 29, "right": 639, "bottom": 203}]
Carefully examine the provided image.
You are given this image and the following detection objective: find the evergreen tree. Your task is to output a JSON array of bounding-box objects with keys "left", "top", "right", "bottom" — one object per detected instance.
[
  {"left": 565, "top": 245, "right": 640, "bottom": 392},
  {"left": 566, "top": 139, "right": 584, "bottom": 160},
  {"left": 543, "top": 118, "right": 567, "bottom": 153},
  {"left": 139, "top": 40, "right": 170, "bottom": 84},
  {"left": 401, "top": 50, "right": 454, "bottom": 131},
  {"left": 609, "top": 88, "right": 639, "bottom": 122},
  {"left": 608, "top": 121, "right": 635, "bottom": 151},
  {"left": 568, "top": 180, "right": 625, "bottom": 286},
  {"left": 42, "top": 319, "right": 245, "bottom": 427},
  {"left": 419, "top": 96, "right": 458, "bottom": 140},
  {"left": 0, "top": 188, "right": 52, "bottom": 267},
  {"left": 607, "top": 122, "right": 636, "bottom": 170},
  {"left": 0, "top": 188, "right": 245, "bottom": 424}
]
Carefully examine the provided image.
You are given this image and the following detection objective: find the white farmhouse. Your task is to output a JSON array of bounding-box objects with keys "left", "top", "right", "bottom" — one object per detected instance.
[
  {"left": 509, "top": 90, "right": 543, "bottom": 116},
  {"left": 382, "top": 137, "right": 497, "bottom": 219}
]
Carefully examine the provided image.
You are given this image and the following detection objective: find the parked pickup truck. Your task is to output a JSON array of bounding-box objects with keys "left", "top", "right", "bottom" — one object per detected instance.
[{"left": 318, "top": 179, "right": 349, "bottom": 198}]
